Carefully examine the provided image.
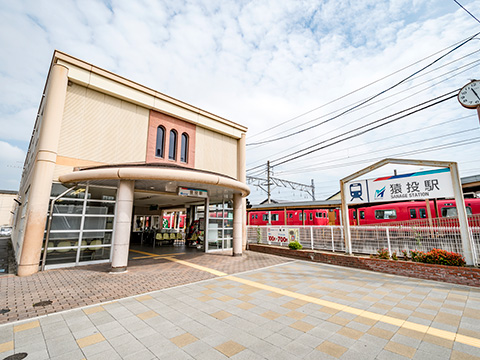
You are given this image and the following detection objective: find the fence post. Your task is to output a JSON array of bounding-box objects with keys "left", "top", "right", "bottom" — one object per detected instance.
[
  {"left": 386, "top": 227, "right": 392, "bottom": 258},
  {"left": 310, "top": 226, "right": 314, "bottom": 249},
  {"left": 331, "top": 227, "right": 335, "bottom": 252}
]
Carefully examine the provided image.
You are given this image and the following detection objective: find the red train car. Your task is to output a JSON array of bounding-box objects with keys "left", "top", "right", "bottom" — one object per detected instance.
[
  {"left": 247, "top": 199, "right": 480, "bottom": 227},
  {"left": 248, "top": 209, "right": 329, "bottom": 226},
  {"left": 334, "top": 198, "right": 480, "bottom": 225}
]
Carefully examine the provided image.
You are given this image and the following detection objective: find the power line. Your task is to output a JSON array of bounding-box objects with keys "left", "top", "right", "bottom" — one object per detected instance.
[
  {"left": 453, "top": 0, "right": 480, "bottom": 24},
  {"left": 247, "top": 60, "right": 480, "bottom": 167},
  {"left": 272, "top": 114, "right": 476, "bottom": 173},
  {"left": 278, "top": 126, "right": 477, "bottom": 175},
  {"left": 277, "top": 128, "right": 478, "bottom": 175},
  {"left": 247, "top": 90, "right": 458, "bottom": 172},
  {"left": 248, "top": 48, "right": 480, "bottom": 151},
  {"left": 247, "top": 33, "right": 480, "bottom": 141},
  {"left": 246, "top": 32, "right": 480, "bottom": 146}
]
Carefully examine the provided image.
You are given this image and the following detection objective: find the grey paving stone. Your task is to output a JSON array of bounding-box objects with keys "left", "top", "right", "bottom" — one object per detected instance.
[
  {"left": 195, "top": 347, "right": 230, "bottom": 360},
  {"left": 283, "top": 340, "right": 314, "bottom": 357},
  {"left": 248, "top": 339, "right": 281, "bottom": 359},
  {"left": 81, "top": 340, "right": 115, "bottom": 358},
  {"left": 49, "top": 348, "right": 85, "bottom": 360},
  {"left": 182, "top": 339, "right": 213, "bottom": 357},
  {"left": 375, "top": 349, "right": 412, "bottom": 360},
  {"left": 412, "top": 348, "right": 452, "bottom": 360},
  {"left": 264, "top": 332, "right": 292, "bottom": 347},
  {"left": 84, "top": 348, "right": 122, "bottom": 360},
  {"left": 0, "top": 325, "right": 13, "bottom": 343},
  {"left": 417, "top": 341, "right": 453, "bottom": 358},
  {"left": 41, "top": 321, "right": 71, "bottom": 340},
  {"left": 45, "top": 333, "right": 79, "bottom": 358},
  {"left": 122, "top": 347, "right": 156, "bottom": 360},
  {"left": 15, "top": 347, "right": 50, "bottom": 360}
]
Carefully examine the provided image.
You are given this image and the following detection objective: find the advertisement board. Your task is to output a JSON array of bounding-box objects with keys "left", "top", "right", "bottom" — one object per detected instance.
[
  {"left": 267, "top": 228, "right": 300, "bottom": 243},
  {"left": 345, "top": 168, "right": 453, "bottom": 205}
]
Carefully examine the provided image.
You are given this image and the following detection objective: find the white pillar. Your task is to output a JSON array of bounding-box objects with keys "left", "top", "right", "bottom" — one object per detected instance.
[
  {"left": 237, "top": 133, "right": 247, "bottom": 250},
  {"left": 111, "top": 180, "right": 135, "bottom": 272},
  {"left": 340, "top": 180, "right": 352, "bottom": 255},
  {"left": 450, "top": 163, "right": 476, "bottom": 266},
  {"left": 18, "top": 64, "right": 69, "bottom": 277},
  {"left": 233, "top": 193, "right": 243, "bottom": 256}
]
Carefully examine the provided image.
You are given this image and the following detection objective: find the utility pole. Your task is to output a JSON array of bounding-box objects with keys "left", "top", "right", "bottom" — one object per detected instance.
[
  {"left": 247, "top": 162, "right": 316, "bottom": 202},
  {"left": 267, "top": 160, "right": 271, "bottom": 204},
  {"left": 311, "top": 179, "right": 315, "bottom": 201}
]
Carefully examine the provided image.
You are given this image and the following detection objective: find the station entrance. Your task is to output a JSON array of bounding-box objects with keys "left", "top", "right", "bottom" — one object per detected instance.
[{"left": 129, "top": 189, "right": 235, "bottom": 256}]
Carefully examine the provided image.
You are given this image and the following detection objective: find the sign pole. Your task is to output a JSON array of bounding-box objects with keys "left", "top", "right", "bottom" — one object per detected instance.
[
  {"left": 340, "top": 180, "right": 352, "bottom": 255},
  {"left": 450, "top": 163, "right": 476, "bottom": 266}
]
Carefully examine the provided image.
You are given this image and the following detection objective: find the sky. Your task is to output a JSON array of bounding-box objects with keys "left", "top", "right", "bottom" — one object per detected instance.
[{"left": 0, "top": 0, "right": 479, "bottom": 204}]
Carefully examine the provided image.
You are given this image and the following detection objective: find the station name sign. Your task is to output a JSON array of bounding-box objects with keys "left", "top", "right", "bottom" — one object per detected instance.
[
  {"left": 178, "top": 187, "right": 208, "bottom": 198},
  {"left": 345, "top": 168, "right": 453, "bottom": 205}
]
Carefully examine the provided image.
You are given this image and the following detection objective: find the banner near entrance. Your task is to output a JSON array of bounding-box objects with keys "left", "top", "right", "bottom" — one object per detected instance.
[{"left": 345, "top": 168, "right": 453, "bottom": 205}]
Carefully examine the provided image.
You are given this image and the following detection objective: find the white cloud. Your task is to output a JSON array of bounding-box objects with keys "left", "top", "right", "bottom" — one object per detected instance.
[{"left": 0, "top": 0, "right": 479, "bottom": 202}]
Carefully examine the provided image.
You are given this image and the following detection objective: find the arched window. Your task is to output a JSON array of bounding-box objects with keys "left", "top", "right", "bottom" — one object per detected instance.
[
  {"left": 169, "top": 129, "right": 177, "bottom": 160},
  {"left": 180, "top": 133, "right": 188, "bottom": 163},
  {"left": 155, "top": 126, "right": 165, "bottom": 158}
]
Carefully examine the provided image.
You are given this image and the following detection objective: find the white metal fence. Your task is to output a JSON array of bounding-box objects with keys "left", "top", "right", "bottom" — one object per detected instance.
[{"left": 246, "top": 215, "right": 480, "bottom": 264}]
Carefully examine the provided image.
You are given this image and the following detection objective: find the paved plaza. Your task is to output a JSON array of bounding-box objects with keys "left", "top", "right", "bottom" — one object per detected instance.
[{"left": 1, "top": 248, "right": 480, "bottom": 359}]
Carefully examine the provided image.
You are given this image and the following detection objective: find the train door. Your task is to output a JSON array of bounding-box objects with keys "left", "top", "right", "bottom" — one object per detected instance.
[{"left": 328, "top": 210, "right": 336, "bottom": 225}]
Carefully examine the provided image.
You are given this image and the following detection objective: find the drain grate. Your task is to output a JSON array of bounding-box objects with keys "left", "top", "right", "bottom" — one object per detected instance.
[
  {"left": 33, "top": 300, "right": 52, "bottom": 307},
  {"left": 0, "top": 308, "right": 10, "bottom": 315},
  {"left": 2, "top": 353, "right": 28, "bottom": 360}
]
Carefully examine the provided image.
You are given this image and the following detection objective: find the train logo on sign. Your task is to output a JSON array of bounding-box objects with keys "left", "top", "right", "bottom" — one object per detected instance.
[{"left": 349, "top": 183, "right": 363, "bottom": 201}]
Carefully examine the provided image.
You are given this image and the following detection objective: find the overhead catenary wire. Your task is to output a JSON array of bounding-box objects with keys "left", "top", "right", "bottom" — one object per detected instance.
[
  {"left": 277, "top": 125, "right": 477, "bottom": 175},
  {"left": 247, "top": 90, "right": 458, "bottom": 172},
  {"left": 247, "top": 59, "right": 480, "bottom": 167},
  {"left": 278, "top": 130, "right": 479, "bottom": 175},
  {"left": 246, "top": 31, "right": 480, "bottom": 146},
  {"left": 273, "top": 114, "right": 477, "bottom": 173},
  {"left": 247, "top": 32, "right": 480, "bottom": 141},
  {"left": 247, "top": 47, "right": 480, "bottom": 150},
  {"left": 453, "top": 0, "right": 480, "bottom": 24},
  {"left": 249, "top": 138, "right": 480, "bottom": 202}
]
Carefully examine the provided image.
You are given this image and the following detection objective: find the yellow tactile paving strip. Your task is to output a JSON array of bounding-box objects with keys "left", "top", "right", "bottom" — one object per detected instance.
[
  {"left": 151, "top": 250, "right": 480, "bottom": 350},
  {"left": 129, "top": 249, "right": 186, "bottom": 259},
  {"left": 13, "top": 320, "right": 39, "bottom": 333}
]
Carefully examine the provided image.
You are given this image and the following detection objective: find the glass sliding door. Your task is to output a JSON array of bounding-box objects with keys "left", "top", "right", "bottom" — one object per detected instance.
[
  {"left": 206, "top": 200, "right": 233, "bottom": 251},
  {"left": 42, "top": 183, "right": 116, "bottom": 269}
]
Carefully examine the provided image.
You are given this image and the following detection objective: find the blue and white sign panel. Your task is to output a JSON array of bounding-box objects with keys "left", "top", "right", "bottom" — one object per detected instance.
[{"left": 345, "top": 168, "right": 454, "bottom": 205}]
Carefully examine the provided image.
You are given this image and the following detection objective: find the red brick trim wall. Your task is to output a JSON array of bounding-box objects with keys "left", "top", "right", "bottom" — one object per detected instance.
[
  {"left": 146, "top": 110, "right": 196, "bottom": 168},
  {"left": 248, "top": 244, "right": 480, "bottom": 287}
]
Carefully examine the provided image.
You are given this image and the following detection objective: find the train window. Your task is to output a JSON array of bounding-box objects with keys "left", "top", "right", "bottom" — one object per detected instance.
[
  {"left": 309, "top": 213, "right": 313, "bottom": 221},
  {"left": 409, "top": 209, "right": 417, "bottom": 219},
  {"left": 352, "top": 211, "right": 357, "bottom": 219},
  {"left": 299, "top": 213, "right": 303, "bottom": 221},
  {"left": 375, "top": 210, "right": 397, "bottom": 219},
  {"left": 441, "top": 207, "right": 472, "bottom": 217},
  {"left": 288, "top": 213, "right": 293, "bottom": 218},
  {"left": 272, "top": 214, "right": 279, "bottom": 221},
  {"left": 316, "top": 212, "right": 321, "bottom": 218},
  {"left": 419, "top": 209, "right": 427, "bottom": 218},
  {"left": 262, "top": 214, "right": 268, "bottom": 221},
  {"left": 360, "top": 211, "right": 365, "bottom": 219}
]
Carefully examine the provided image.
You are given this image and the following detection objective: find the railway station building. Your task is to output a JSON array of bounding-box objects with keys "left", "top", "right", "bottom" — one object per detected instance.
[{"left": 12, "top": 51, "right": 249, "bottom": 276}]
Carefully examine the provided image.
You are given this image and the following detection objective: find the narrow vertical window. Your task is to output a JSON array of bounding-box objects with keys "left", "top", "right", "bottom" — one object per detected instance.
[
  {"left": 156, "top": 126, "right": 165, "bottom": 158},
  {"left": 169, "top": 129, "right": 177, "bottom": 160},
  {"left": 180, "top": 133, "right": 188, "bottom": 163}
]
